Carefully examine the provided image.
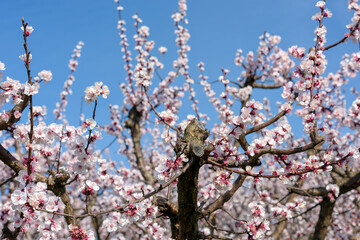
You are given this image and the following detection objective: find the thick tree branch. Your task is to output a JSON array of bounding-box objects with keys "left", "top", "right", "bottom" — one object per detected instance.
[
  {"left": 340, "top": 171, "right": 360, "bottom": 195},
  {"left": 177, "top": 119, "right": 209, "bottom": 240},
  {"left": 244, "top": 110, "right": 286, "bottom": 136},
  {"left": 231, "top": 138, "right": 325, "bottom": 170},
  {"left": 252, "top": 82, "right": 283, "bottom": 89},
  {"left": 201, "top": 174, "right": 246, "bottom": 217},
  {"left": 46, "top": 170, "right": 75, "bottom": 225},
  {"left": 311, "top": 197, "right": 335, "bottom": 240},
  {"left": 125, "top": 106, "right": 156, "bottom": 186},
  {"left": 0, "top": 95, "right": 29, "bottom": 131},
  {"left": 256, "top": 138, "right": 324, "bottom": 156},
  {"left": 153, "top": 196, "right": 179, "bottom": 238},
  {"left": 0, "top": 144, "right": 26, "bottom": 173}
]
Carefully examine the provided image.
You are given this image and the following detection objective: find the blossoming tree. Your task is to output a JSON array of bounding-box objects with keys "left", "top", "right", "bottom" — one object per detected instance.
[{"left": 1, "top": 0, "right": 360, "bottom": 239}]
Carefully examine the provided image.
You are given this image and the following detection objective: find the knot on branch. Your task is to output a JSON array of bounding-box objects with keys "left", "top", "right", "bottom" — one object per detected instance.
[
  {"left": 183, "top": 119, "right": 210, "bottom": 160},
  {"left": 152, "top": 197, "right": 179, "bottom": 239},
  {"left": 124, "top": 106, "right": 141, "bottom": 129},
  {"left": 47, "top": 169, "right": 70, "bottom": 189},
  {"left": 152, "top": 196, "right": 178, "bottom": 218}
]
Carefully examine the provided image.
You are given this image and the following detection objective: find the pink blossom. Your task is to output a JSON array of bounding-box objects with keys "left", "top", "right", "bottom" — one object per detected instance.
[
  {"left": 158, "top": 46, "right": 168, "bottom": 54},
  {"left": 234, "top": 49, "right": 244, "bottom": 66},
  {"left": 21, "top": 25, "right": 34, "bottom": 36},
  {"left": 248, "top": 201, "right": 266, "bottom": 218},
  {"left": 23, "top": 82, "right": 40, "bottom": 96},
  {"left": 102, "top": 218, "right": 118, "bottom": 232},
  {"left": 315, "top": 1, "right": 325, "bottom": 9},
  {"left": 326, "top": 184, "right": 340, "bottom": 201},
  {"left": 288, "top": 45, "right": 305, "bottom": 59},
  {"left": 11, "top": 189, "right": 27, "bottom": 205},
  {"left": 84, "top": 82, "right": 110, "bottom": 104},
  {"left": 45, "top": 196, "right": 60, "bottom": 212},
  {"left": 68, "top": 59, "right": 78, "bottom": 71},
  {"left": 1, "top": 77, "right": 21, "bottom": 95},
  {"left": 159, "top": 109, "right": 178, "bottom": 126},
  {"left": 81, "top": 180, "right": 100, "bottom": 195},
  {"left": 82, "top": 118, "right": 97, "bottom": 131},
  {"left": 0, "top": 61, "right": 5, "bottom": 70},
  {"left": 214, "top": 171, "right": 233, "bottom": 189},
  {"left": 38, "top": 70, "right": 53, "bottom": 83},
  {"left": 28, "top": 191, "right": 46, "bottom": 208},
  {"left": 19, "top": 53, "right": 32, "bottom": 63}
]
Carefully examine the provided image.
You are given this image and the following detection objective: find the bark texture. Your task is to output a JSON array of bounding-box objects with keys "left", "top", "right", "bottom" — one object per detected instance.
[
  {"left": 311, "top": 197, "right": 335, "bottom": 240},
  {"left": 125, "top": 106, "right": 156, "bottom": 186},
  {"left": 177, "top": 119, "right": 209, "bottom": 240}
]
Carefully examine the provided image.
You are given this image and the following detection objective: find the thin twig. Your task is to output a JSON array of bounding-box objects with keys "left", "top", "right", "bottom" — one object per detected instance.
[
  {"left": 143, "top": 86, "right": 181, "bottom": 135},
  {"left": 85, "top": 100, "right": 98, "bottom": 154},
  {"left": 0, "top": 175, "right": 17, "bottom": 187},
  {"left": 324, "top": 19, "right": 360, "bottom": 51},
  {"left": 207, "top": 153, "right": 349, "bottom": 179},
  {"left": 274, "top": 203, "right": 320, "bottom": 225}
]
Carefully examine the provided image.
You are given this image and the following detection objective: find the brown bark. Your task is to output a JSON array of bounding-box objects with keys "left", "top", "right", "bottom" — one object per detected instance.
[
  {"left": 153, "top": 196, "right": 179, "bottom": 238},
  {"left": 46, "top": 170, "right": 74, "bottom": 225},
  {"left": 177, "top": 158, "right": 200, "bottom": 240},
  {"left": 125, "top": 106, "right": 156, "bottom": 186},
  {"left": 177, "top": 119, "right": 209, "bottom": 240},
  {"left": 340, "top": 172, "right": 360, "bottom": 195},
  {"left": 311, "top": 197, "right": 335, "bottom": 240},
  {"left": 0, "top": 144, "right": 26, "bottom": 173},
  {"left": 0, "top": 94, "right": 29, "bottom": 131},
  {"left": 310, "top": 171, "right": 360, "bottom": 239}
]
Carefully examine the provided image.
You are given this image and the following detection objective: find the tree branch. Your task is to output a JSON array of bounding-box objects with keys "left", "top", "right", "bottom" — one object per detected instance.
[
  {"left": 323, "top": 19, "right": 360, "bottom": 51},
  {"left": 311, "top": 197, "right": 335, "bottom": 240},
  {"left": 340, "top": 171, "right": 360, "bottom": 195},
  {"left": 0, "top": 143, "right": 75, "bottom": 225},
  {"left": 287, "top": 186, "right": 327, "bottom": 197},
  {"left": 252, "top": 82, "right": 283, "bottom": 89},
  {"left": 177, "top": 119, "right": 209, "bottom": 240},
  {"left": 0, "top": 144, "right": 26, "bottom": 173},
  {"left": 125, "top": 106, "right": 156, "bottom": 186},
  {"left": 0, "top": 94, "right": 29, "bottom": 131},
  {"left": 201, "top": 174, "right": 246, "bottom": 217}
]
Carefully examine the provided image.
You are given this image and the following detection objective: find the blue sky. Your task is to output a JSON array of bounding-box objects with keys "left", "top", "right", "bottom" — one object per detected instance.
[{"left": 0, "top": 1, "right": 358, "bottom": 154}]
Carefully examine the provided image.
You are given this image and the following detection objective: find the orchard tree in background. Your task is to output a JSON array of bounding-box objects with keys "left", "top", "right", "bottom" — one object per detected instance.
[{"left": 1, "top": 0, "right": 360, "bottom": 239}]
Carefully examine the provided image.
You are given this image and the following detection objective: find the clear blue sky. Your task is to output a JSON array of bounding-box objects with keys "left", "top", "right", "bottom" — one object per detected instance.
[{"left": 0, "top": 1, "right": 358, "bottom": 154}]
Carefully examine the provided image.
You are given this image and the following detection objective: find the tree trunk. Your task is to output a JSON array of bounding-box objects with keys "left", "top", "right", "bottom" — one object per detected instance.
[
  {"left": 311, "top": 197, "right": 335, "bottom": 240},
  {"left": 178, "top": 159, "right": 200, "bottom": 240},
  {"left": 177, "top": 119, "right": 209, "bottom": 239}
]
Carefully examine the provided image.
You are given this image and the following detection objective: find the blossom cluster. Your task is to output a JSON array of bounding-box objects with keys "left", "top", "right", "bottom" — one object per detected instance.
[
  {"left": 84, "top": 81, "right": 110, "bottom": 104},
  {"left": 54, "top": 41, "right": 84, "bottom": 120},
  {"left": 0, "top": 61, "right": 5, "bottom": 71}
]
